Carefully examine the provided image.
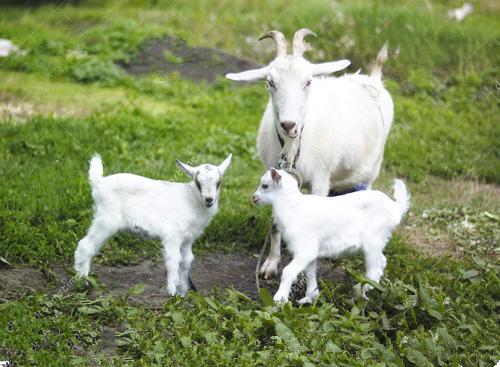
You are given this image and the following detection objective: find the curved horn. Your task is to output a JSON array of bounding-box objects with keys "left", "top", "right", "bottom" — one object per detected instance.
[
  {"left": 293, "top": 28, "right": 316, "bottom": 57},
  {"left": 259, "top": 30, "right": 287, "bottom": 57}
]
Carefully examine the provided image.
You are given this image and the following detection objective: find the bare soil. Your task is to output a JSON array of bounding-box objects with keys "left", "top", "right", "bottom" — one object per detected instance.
[
  {"left": 119, "top": 36, "right": 261, "bottom": 83},
  {"left": 401, "top": 227, "right": 464, "bottom": 259},
  {"left": 0, "top": 252, "right": 347, "bottom": 307}
]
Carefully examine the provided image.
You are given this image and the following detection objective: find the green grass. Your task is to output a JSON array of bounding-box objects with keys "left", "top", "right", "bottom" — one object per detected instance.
[
  {"left": 163, "top": 50, "right": 183, "bottom": 64},
  {"left": 0, "top": 239, "right": 498, "bottom": 366},
  {"left": 0, "top": 0, "right": 499, "bottom": 365},
  {"left": 0, "top": 79, "right": 268, "bottom": 266}
]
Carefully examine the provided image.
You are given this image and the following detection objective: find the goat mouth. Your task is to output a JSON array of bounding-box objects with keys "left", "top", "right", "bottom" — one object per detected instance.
[{"left": 205, "top": 202, "right": 215, "bottom": 208}]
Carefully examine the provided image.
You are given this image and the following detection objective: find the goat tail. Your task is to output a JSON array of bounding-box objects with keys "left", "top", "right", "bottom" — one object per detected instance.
[
  {"left": 393, "top": 179, "right": 410, "bottom": 217},
  {"left": 88, "top": 153, "right": 103, "bottom": 187},
  {"left": 370, "top": 42, "right": 388, "bottom": 80}
]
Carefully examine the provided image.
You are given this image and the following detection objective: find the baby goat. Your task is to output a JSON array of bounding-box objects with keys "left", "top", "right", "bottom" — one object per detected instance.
[
  {"left": 74, "top": 153, "right": 232, "bottom": 296},
  {"left": 252, "top": 168, "right": 409, "bottom": 304}
]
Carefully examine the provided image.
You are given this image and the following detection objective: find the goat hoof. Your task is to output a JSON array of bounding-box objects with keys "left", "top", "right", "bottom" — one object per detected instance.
[
  {"left": 351, "top": 283, "right": 370, "bottom": 301},
  {"left": 259, "top": 259, "right": 279, "bottom": 278},
  {"left": 273, "top": 293, "right": 289, "bottom": 304},
  {"left": 167, "top": 284, "right": 177, "bottom": 297},
  {"left": 261, "top": 269, "right": 277, "bottom": 279},
  {"left": 74, "top": 263, "right": 90, "bottom": 278},
  {"left": 298, "top": 290, "right": 319, "bottom": 305},
  {"left": 298, "top": 296, "right": 312, "bottom": 305}
]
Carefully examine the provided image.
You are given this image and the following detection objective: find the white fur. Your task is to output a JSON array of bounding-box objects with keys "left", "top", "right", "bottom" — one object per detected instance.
[
  {"left": 227, "top": 37, "right": 393, "bottom": 278},
  {"left": 74, "top": 153, "right": 232, "bottom": 296},
  {"left": 252, "top": 169, "right": 409, "bottom": 303}
]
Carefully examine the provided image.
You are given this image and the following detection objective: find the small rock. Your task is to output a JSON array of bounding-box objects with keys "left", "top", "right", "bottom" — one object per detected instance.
[
  {"left": 448, "top": 3, "right": 473, "bottom": 22},
  {"left": 0, "top": 38, "right": 24, "bottom": 57}
]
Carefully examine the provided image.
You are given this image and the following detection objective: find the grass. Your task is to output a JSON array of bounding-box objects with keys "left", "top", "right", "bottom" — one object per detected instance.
[
  {"left": 0, "top": 0, "right": 499, "bottom": 365},
  {"left": 163, "top": 50, "right": 183, "bottom": 64},
  {"left": 0, "top": 239, "right": 498, "bottom": 366},
  {"left": 0, "top": 70, "right": 175, "bottom": 119}
]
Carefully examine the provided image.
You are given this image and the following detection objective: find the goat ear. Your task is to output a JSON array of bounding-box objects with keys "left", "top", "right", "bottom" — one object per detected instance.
[
  {"left": 226, "top": 67, "right": 268, "bottom": 82},
  {"left": 176, "top": 159, "right": 195, "bottom": 178},
  {"left": 218, "top": 153, "right": 232, "bottom": 176},
  {"left": 270, "top": 168, "right": 282, "bottom": 184},
  {"left": 312, "top": 59, "right": 350, "bottom": 76}
]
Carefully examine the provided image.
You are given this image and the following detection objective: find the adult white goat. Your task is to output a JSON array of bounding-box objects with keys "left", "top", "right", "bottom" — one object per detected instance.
[{"left": 226, "top": 29, "right": 393, "bottom": 278}]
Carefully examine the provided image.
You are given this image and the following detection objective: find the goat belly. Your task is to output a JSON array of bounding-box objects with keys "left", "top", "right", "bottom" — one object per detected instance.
[
  {"left": 319, "top": 239, "right": 361, "bottom": 259},
  {"left": 126, "top": 226, "right": 157, "bottom": 240}
]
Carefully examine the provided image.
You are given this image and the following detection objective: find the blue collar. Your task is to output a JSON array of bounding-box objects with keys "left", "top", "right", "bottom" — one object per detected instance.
[{"left": 328, "top": 183, "right": 368, "bottom": 197}]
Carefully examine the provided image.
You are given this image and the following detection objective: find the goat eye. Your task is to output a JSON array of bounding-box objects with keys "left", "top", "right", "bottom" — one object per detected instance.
[
  {"left": 216, "top": 181, "right": 221, "bottom": 189},
  {"left": 305, "top": 80, "right": 312, "bottom": 88},
  {"left": 262, "top": 184, "right": 269, "bottom": 189},
  {"left": 266, "top": 80, "right": 276, "bottom": 90},
  {"left": 195, "top": 180, "right": 201, "bottom": 190}
]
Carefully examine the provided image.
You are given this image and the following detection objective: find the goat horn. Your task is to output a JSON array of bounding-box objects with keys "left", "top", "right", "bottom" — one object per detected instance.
[
  {"left": 293, "top": 28, "right": 316, "bottom": 57},
  {"left": 259, "top": 30, "right": 287, "bottom": 57}
]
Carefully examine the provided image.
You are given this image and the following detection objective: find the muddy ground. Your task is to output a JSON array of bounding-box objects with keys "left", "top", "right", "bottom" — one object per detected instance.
[
  {"left": 0, "top": 252, "right": 347, "bottom": 307},
  {"left": 119, "top": 36, "right": 261, "bottom": 83}
]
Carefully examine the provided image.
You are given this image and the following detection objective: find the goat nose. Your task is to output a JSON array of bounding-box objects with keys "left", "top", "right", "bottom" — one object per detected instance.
[
  {"left": 205, "top": 197, "right": 214, "bottom": 204},
  {"left": 280, "top": 121, "right": 296, "bottom": 131},
  {"left": 252, "top": 195, "right": 259, "bottom": 204}
]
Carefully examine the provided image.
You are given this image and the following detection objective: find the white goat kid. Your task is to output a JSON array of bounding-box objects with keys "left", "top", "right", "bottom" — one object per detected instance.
[
  {"left": 252, "top": 169, "right": 409, "bottom": 304},
  {"left": 227, "top": 29, "right": 393, "bottom": 279},
  {"left": 74, "top": 153, "right": 232, "bottom": 296}
]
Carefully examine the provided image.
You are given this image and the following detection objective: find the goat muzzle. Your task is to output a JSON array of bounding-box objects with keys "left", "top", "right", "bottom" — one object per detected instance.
[{"left": 280, "top": 121, "right": 298, "bottom": 138}]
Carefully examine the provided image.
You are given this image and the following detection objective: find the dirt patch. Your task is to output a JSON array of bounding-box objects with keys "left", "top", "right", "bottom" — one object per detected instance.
[
  {"left": 421, "top": 180, "right": 500, "bottom": 208},
  {"left": 0, "top": 100, "right": 88, "bottom": 123},
  {"left": 119, "top": 36, "right": 260, "bottom": 83},
  {"left": 0, "top": 101, "right": 36, "bottom": 123},
  {"left": 0, "top": 267, "right": 48, "bottom": 300},
  {"left": 89, "top": 253, "right": 346, "bottom": 307},
  {"left": 400, "top": 226, "right": 463, "bottom": 259},
  {"left": 0, "top": 252, "right": 346, "bottom": 306}
]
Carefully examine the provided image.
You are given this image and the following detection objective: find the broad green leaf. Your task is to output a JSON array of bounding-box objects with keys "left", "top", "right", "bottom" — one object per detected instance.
[
  {"left": 86, "top": 275, "right": 102, "bottom": 289},
  {"left": 427, "top": 309, "right": 443, "bottom": 320},
  {"left": 128, "top": 283, "right": 145, "bottom": 295},
  {"left": 77, "top": 306, "right": 101, "bottom": 315},
  {"left": 406, "top": 349, "right": 433, "bottom": 367},
  {"left": 180, "top": 336, "right": 192, "bottom": 348},
  {"left": 351, "top": 305, "right": 360, "bottom": 317},
  {"left": 325, "top": 341, "right": 342, "bottom": 354},
  {"left": 205, "top": 297, "right": 218, "bottom": 311},
  {"left": 461, "top": 269, "right": 479, "bottom": 280},
  {"left": 259, "top": 288, "right": 274, "bottom": 307},
  {"left": 272, "top": 316, "right": 302, "bottom": 352},
  {"left": 171, "top": 312, "right": 184, "bottom": 324}
]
